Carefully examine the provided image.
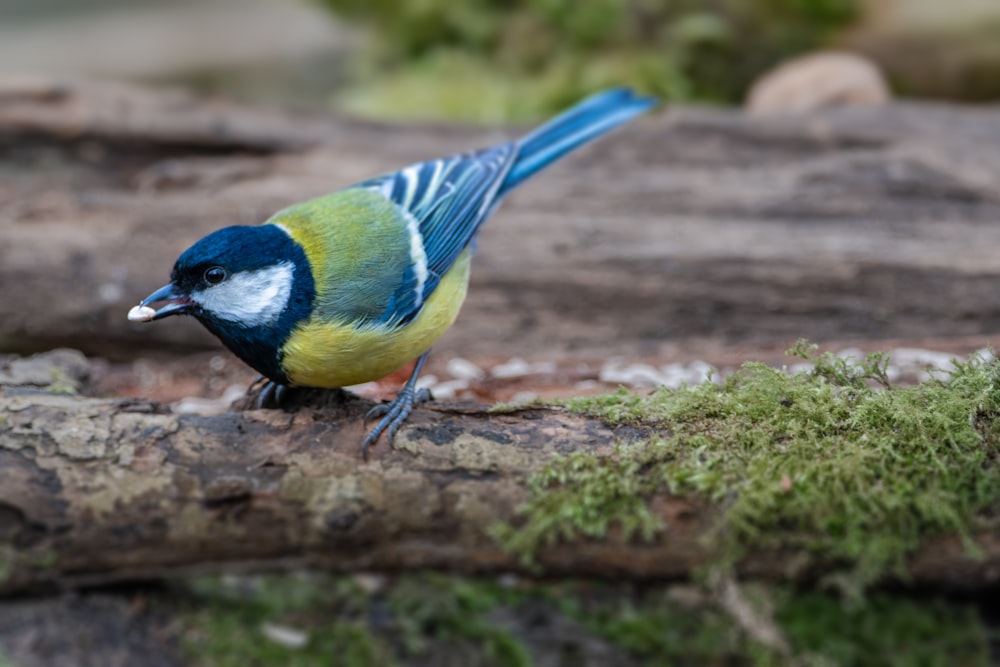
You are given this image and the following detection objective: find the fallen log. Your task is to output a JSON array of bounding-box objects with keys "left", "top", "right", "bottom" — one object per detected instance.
[{"left": 1, "top": 351, "right": 997, "bottom": 594}]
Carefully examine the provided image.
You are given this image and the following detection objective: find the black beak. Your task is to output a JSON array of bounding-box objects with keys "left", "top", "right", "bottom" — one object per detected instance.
[{"left": 127, "top": 283, "right": 194, "bottom": 322}]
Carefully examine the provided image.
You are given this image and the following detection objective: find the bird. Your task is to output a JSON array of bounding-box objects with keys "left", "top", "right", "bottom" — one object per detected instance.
[{"left": 127, "top": 88, "right": 656, "bottom": 456}]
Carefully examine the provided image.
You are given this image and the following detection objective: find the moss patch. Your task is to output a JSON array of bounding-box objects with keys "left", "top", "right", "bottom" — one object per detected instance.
[
  {"left": 495, "top": 342, "right": 1000, "bottom": 594},
  {"left": 570, "top": 584, "right": 991, "bottom": 666},
  {"left": 774, "top": 590, "right": 990, "bottom": 666},
  {"left": 180, "top": 574, "right": 393, "bottom": 667},
  {"left": 387, "top": 573, "right": 531, "bottom": 667},
  {"left": 170, "top": 573, "right": 991, "bottom": 666},
  {"left": 177, "top": 573, "right": 534, "bottom": 667}
]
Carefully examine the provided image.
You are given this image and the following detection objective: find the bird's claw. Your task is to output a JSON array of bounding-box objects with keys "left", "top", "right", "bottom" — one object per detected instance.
[
  {"left": 365, "top": 387, "right": 432, "bottom": 420},
  {"left": 256, "top": 380, "right": 289, "bottom": 409},
  {"left": 361, "top": 387, "right": 432, "bottom": 459}
]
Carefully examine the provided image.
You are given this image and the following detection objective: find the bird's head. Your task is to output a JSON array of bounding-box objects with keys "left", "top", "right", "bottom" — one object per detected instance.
[{"left": 129, "top": 224, "right": 315, "bottom": 382}]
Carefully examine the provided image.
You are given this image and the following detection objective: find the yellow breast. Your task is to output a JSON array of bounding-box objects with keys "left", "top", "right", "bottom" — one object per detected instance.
[{"left": 279, "top": 250, "right": 471, "bottom": 388}]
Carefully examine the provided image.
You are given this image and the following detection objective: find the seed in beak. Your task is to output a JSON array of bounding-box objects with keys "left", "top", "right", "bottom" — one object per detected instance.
[{"left": 127, "top": 305, "right": 157, "bottom": 322}]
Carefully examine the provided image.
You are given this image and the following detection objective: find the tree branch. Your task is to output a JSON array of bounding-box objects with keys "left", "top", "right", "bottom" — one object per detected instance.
[{"left": 1, "top": 352, "right": 997, "bottom": 594}]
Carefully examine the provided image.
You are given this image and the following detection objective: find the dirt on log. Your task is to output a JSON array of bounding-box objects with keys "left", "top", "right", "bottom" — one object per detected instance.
[
  {"left": 3, "top": 79, "right": 1000, "bottom": 363},
  {"left": 0, "top": 350, "right": 997, "bottom": 594}
]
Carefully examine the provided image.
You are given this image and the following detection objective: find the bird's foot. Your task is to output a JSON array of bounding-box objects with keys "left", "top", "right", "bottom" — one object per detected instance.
[
  {"left": 253, "top": 377, "right": 290, "bottom": 409},
  {"left": 362, "top": 387, "right": 432, "bottom": 459}
]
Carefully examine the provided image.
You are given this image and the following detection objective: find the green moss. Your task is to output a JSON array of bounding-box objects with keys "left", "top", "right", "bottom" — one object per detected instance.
[
  {"left": 388, "top": 573, "right": 531, "bottom": 667},
  {"left": 180, "top": 574, "right": 395, "bottom": 667},
  {"left": 171, "top": 573, "right": 990, "bottom": 666},
  {"left": 568, "top": 585, "right": 991, "bottom": 666},
  {"left": 776, "top": 590, "right": 991, "bottom": 666},
  {"left": 495, "top": 341, "right": 1000, "bottom": 594},
  {"left": 178, "top": 573, "right": 532, "bottom": 667},
  {"left": 567, "top": 589, "right": 750, "bottom": 663},
  {"left": 490, "top": 447, "right": 665, "bottom": 562}
]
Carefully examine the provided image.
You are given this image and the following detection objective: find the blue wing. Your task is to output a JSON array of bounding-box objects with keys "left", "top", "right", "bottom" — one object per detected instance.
[
  {"left": 359, "top": 143, "right": 517, "bottom": 324},
  {"left": 360, "top": 87, "right": 656, "bottom": 326}
]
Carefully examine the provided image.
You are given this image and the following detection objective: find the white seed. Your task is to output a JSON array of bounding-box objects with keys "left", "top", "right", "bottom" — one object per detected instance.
[{"left": 127, "top": 305, "right": 156, "bottom": 322}]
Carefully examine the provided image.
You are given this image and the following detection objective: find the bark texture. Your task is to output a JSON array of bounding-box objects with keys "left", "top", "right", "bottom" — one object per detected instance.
[
  {"left": 0, "top": 362, "right": 666, "bottom": 594},
  {"left": 1, "top": 351, "right": 998, "bottom": 594}
]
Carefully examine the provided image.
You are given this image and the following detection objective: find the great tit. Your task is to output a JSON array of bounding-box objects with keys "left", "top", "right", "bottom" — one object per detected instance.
[{"left": 128, "top": 88, "right": 655, "bottom": 455}]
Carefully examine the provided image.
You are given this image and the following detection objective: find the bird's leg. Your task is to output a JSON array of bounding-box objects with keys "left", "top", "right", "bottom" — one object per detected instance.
[{"left": 362, "top": 352, "right": 433, "bottom": 459}]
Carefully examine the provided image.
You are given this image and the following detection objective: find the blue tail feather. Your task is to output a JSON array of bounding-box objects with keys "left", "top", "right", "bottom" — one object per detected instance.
[{"left": 501, "top": 88, "right": 656, "bottom": 194}]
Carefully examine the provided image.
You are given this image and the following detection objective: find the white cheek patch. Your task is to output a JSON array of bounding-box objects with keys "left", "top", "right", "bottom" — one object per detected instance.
[{"left": 192, "top": 262, "right": 295, "bottom": 326}]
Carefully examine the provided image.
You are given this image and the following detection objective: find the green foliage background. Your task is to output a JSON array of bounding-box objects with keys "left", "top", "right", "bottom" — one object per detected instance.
[
  {"left": 178, "top": 572, "right": 992, "bottom": 666},
  {"left": 319, "top": 0, "right": 860, "bottom": 121}
]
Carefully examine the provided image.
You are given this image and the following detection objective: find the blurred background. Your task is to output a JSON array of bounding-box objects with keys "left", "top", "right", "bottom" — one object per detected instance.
[
  {"left": 3, "top": 2, "right": 1000, "bottom": 666},
  {"left": 1, "top": 0, "right": 998, "bottom": 121}
]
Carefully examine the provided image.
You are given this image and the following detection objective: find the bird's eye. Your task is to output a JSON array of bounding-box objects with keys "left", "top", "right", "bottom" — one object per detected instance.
[{"left": 203, "top": 266, "right": 227, "bottom": 285}]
